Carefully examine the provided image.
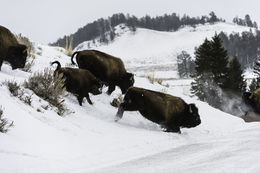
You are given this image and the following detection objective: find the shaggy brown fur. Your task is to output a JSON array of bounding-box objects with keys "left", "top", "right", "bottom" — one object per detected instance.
[
  {"left": 115, "top": 87, "right": 201, "bottom": 133},
  {"left": 243, "top": 88, "right": 260, "bottom": 114},
  {"left": 71, "top": 50, "right": 134, "bottom": 94},
  {"left": 51, "top": 61, "right": 103, "bottom": 106},
  {"left": 0, "top": 25, "right": 27, "bottom": 70}
]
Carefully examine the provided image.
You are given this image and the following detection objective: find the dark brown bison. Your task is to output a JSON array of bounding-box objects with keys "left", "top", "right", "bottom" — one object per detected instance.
[
  {"left": 115, "top": 87, "right": 201, "bottom": 133},
  {"left": 51, "top": 61, "right": 103, "bottom": 106},
  {"left": 0, "top": 25, "right": 27, "bottom": 70},
  {"left": 243, "top": 88, "right": 260, "bottom": 114},
  {"left": 71, "top": 50, "right": 134, "bottom": 94}
]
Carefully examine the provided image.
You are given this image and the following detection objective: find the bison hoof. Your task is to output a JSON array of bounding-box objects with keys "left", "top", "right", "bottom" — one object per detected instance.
[
  {"left": 114, "top": 116, "right": 122, "bottom": 122},
  {"left": 164, "top": 128, "right": 181, "bottom": 133}
]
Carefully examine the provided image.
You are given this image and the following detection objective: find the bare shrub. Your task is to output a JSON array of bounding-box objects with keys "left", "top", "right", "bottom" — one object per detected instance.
[
  {"left": 0, "top": 106, "right": 14, "bottom": 133},
  {"left": 24, "top": 68, "right": 68, "bottom": 116},
  {"left": 65, "top": 36, "right": 73, "bottom": 56},
  {"left": 4, "top": 80, "right": 32, "bottom": 106},
  {"left": 22, "top": 58, "right": 35, "bottom": 72},
  {"left": 20, "top": 94, "right": 32, "bottom": 106},
  {"left": 5, "top": 80, "right": 20, "bottom": 97}
]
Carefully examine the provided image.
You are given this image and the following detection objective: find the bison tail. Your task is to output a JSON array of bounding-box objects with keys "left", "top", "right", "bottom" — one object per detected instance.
[
  {"left": 71, "top": 51, "right": 79, "bottom": 65},
  {"left": 51, "top": 61, "right": 61, "bottom": 70}
]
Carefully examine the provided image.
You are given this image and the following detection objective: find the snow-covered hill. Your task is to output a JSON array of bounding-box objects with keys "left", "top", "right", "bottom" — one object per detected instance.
[
  {"left": 0, "top": 22, "right": 260, "bottom": 173},
  {"left": 76, "top": 22, "right": 253, "bottom": 79}
]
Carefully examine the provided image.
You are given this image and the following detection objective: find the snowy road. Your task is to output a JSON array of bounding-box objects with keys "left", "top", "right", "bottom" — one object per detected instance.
[{"left": 86, "top": 125, "right": 260, "bottom": 173}]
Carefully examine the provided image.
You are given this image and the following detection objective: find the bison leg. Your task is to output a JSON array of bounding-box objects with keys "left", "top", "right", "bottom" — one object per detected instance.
[
  {"left": 85, "top": 93, "right": 93, "bottom": 105},
  {"left": 161, "top": 121, "right": 181, "bottom": 133},
  {"left": 115, "top": 104, "right": 125, "bottom": 122},
  {"left": 107, "top": 85, "right": 115, "bottom": 95},
  {"left": 0, "top": 58, "right": 3, "bottom": 71},
  {"left": 166, "top": 126, "right": 181, "bottom": 133},
  {"left": 77, "top": 95, "right": 84, "bottom": 106}
]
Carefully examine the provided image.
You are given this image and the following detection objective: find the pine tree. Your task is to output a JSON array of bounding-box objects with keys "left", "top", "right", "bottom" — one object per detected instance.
[
  {"left": 210, "top": 34, "right": 229, "bottom": 87},
  {"left": 191, "top": 38, "right": 214, "bottom": 102},
  {"left": 209, "top": 11, "right": 218, "bottom": 23},
  {"left": 249, "top": 78, "right": 258, "bottom": 92},
  {"left": 191, "top": 74, "right": 207, "bottom": 101},
  {"left": 249, "top": 59, "right": 260, "bottom": 91},
  {"left": 253, "top": 59, "right": 260, "bottom": 76},
  {"left": 194, "top": 38, "right": 212, "bottom": 74},
  {"left": 226, "top": 56, "right": 246, "bottom": 93},
  {"left": 191, "top": 72, "right": 222, "bottom": 108},
  {"left": 245, "top": 14, "right": 253, "bottom": 27},
  {"left": 191, "top": 39, "right": 212, "bottom": 101},
  {"left": 191, "top": 34, "right": 230, "bottom": 108}
]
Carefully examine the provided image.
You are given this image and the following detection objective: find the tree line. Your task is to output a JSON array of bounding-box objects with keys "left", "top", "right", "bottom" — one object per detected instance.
[
  {"left": 51, "top": 12, "right": 224, "bottom": 49},
  {"left": 219, "top": 29, "right": 260, "bottom": 69},
  {"left": 232, "top": 14, "right": 258, "bottom": 29}
]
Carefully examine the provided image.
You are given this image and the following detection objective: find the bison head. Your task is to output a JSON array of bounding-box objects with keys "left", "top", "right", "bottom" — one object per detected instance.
[
  {"left": 120, "top": 73, "right": 135, "bottom": 94},
  {"left": 7, "top": 44, "right": 27, "bottom": 69},
  {"left": 243, "top": 92, "right": 253, "bottom": 105},
  {"left": 182, "top": 104, "right": 201, "bottom": 128},
  {"left": 242, "top": 91, "right": 260, "bottom": 113}
]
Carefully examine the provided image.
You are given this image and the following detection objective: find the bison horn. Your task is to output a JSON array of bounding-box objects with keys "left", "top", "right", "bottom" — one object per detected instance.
[
  {"left": 249, "top": 94, "right": 253, "bottom": 99},
  {"left": 130, "top": 75, "right": 134, "bottom": 82},
  {"left": 189, "top": 105, "right": 193, "bottom": 113},
  {"left": 23, "top": 48, "right": 27, "bottom": 54}
]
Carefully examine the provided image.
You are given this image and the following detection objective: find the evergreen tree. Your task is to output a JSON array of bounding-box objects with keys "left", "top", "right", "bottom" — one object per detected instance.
[
  {"left": 253, "top": 59, "right": 260, "bottom": 76},
  {"left": 191, "top": 34, "right": 230, "bottom": 108},
  {"left": 191, "top": 72, "right": 222, "bottom": 108},
  {"left": 245, "top": 14, "right": 253, "bottom": 27},
  {"left": 194, "top": 38, "right": 212, "bottom": 74},
  {"left": 109, "top": 30, "right": 116, "bottom": 41},
  {"left": 233, "top": 16, "right": 239, "bottom": 24},
  {"left": 191, "top": 73, "right": 209, "bottom": 101},
  {"left": 191, "top": 38, "right": 214, "bottom": 102},
  {"left": 226, "top": 56, "right": 246, "bottom": 93},
  {"left": 249, "top": 59, "right": 260, "bottom": 91},
  {"left": 210, "top": 34, "right": 229, "bottom": 87},
  {"left": 209, "top": 11, "right": 218, "bottom": 23},
  {"left": 249, "top": 78, "right": 259, "bottom": 92},
  {"left": 253, "top": 22, "right": 258, "bottom": 29}
]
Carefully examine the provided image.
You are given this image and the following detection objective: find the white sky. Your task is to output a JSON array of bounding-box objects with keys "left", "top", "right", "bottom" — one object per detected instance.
[{"left": 1, "top": 0, "right": 260, "bottom": 44}]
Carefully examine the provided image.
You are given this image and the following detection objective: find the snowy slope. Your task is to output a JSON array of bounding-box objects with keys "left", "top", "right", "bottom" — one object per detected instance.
[
  {"left": 76, "top": 22, "right": 253, "bottom": 79},
  {"left": 0, "top": 23, "right": 260, "bottom": 173}
]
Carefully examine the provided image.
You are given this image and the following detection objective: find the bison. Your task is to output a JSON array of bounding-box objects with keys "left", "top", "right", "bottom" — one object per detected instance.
[
  {"left": 71, "top": 50, "right": 134, "bottom": 94},
  {"left": 51, "top": 61, "right": 103, "bottom": 106},
  {"left": 115, "top": 87, "right": 201, "bottom": 133},
  {"left": 243, "top": 88, "right": 260, "bottom": 114},
  {"left": 0, "top": 25, "right": 27, "bottom": 70}
]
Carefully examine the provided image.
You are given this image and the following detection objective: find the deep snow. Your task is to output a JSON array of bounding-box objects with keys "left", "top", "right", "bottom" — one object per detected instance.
[{"left": 0, "top": 23, "right": 260, "bottom": 173}]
